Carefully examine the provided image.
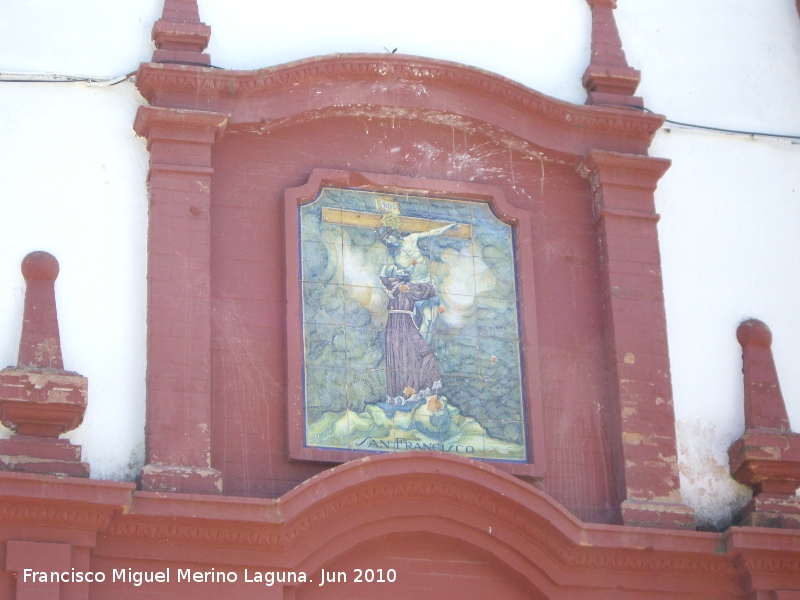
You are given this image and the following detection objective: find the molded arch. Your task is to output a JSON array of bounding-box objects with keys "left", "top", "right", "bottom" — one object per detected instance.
[{"left": 271, "top": 453, "right": 591, "bottom": 595}]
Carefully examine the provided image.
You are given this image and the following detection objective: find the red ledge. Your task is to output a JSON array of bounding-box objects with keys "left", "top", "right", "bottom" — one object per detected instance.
[
  {"left": 597, "top": 207, "right": 661, "bottom": 222},
  {"left": 134, "top": 54, "right": 665, "bottom": 145},
  {"left": 130, "top": 490, "right": 280, "bottom": 522},
  {"left": 133, "top": 106, "right": 230, "bottom": 139},
  {"left": 578, "top": 149, "right": 672, "bottom": 185},
  {"left": 0, "top": 471, "right": 133, "bottom": 533},
  {"left": 729, "top": 430, "right": 800, "bottom": 487},
  {"left": 152, "top": 20, "right": 211, "bottom": 51},
  {"left": 723, "top": 525, "right": 800, "bottom": 553},
  {"left": 0, "top": 368, "right": 88, "bottom": 436},
  {"left": 0, "top": 470, "right": 134, "bottom": 507}
]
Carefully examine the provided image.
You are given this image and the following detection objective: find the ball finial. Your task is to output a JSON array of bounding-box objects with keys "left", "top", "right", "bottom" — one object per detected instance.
[
  {"left": 21, "top": 251, "right": 60, "bottom": 282},
  {"left": 736, "top": 319, "right": 772, "bottom": 348}
]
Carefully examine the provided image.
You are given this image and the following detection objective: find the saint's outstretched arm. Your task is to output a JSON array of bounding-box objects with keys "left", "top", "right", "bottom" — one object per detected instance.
[{"left": 417, "top": 223, "right": 460, "bottom": 239}]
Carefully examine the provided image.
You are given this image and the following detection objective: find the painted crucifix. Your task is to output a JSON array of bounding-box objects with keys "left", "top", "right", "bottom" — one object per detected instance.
[
  {"left": 302, "top": 187, "right": 527, "bottom": 461},
  {"left": 322, "top": 195, "right": 470, "bottom": 410},
  {"left": 321, "top": 196, "right": 471, "bottom": 343}
]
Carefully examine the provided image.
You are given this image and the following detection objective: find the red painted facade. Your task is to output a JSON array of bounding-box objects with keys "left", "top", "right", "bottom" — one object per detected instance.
[{"left": 1, "top": 1, "right": 799, "bottom": 598}]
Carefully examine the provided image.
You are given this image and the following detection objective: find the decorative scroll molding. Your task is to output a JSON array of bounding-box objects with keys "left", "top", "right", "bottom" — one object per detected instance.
[
  {"left": 105, "top": 521, "right": 282, "bottom": 547},
  {"left": 0, "top": 502, "right": 115, "bottom": 530},
  {"left": 740, "top": 556, "right": 800, "bottom": 575},
  {"left": 135, "top": 55, "right": 664, "bottom": 140}
]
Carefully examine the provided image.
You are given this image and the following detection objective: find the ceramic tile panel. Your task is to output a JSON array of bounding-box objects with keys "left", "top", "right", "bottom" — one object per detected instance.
[{"left": 299, "top": 188, "right": 527, "bottom": 464}]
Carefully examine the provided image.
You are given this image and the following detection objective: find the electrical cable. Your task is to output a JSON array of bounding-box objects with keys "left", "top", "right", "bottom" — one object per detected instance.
[
  {"left": 158, "top": 60, "right": 224, "bottom": 69},
  {"left": 0, "top": 62, "right": 221, "bottom": 86},
  {"left": 0, "top": 71, "right": 137, "bottom": 86},
  {"left": 633, "top": 106, "right": 800, "bottom": 142},
  {"left": 3, "top": 68, "right": 800, "bottom": 142}
]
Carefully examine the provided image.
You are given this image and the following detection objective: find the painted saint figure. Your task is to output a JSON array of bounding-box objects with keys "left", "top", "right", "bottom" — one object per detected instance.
[
  {"left": 380, "top": 265, "right": 442, "bottom": 407},
  {"left": 379, "top": 222, "right": 460, "bottom": 343}
]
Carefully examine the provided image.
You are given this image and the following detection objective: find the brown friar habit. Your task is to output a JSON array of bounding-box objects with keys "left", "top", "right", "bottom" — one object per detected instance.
[{"left": 381, "top": 276, "right": 442, "bottom": 405}]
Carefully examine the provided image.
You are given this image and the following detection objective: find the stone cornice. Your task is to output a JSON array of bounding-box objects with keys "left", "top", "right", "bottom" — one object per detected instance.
[
  {"left": 100, "top": 454, "right": 741, "bottom": 577},
  {"left": 4, "top": 457, "right": 798, "bottom": 583},
  {"left": 135, "top": 54, "right": 664, "bottom": 143},
  {"left": 0, "top": 470, "right": 134, "bottom": 503},
  {"left": 103, "top": 479, "right": 738, "bottom": 575},
  {"left": 133, "top": 106, "right": 229, "bottom": 140},
  {"left": 0, "top": 471, "right": 134, "bottom": 532},
  {"left": 577, "top": 149, "right": 671, "bottom": 219}
]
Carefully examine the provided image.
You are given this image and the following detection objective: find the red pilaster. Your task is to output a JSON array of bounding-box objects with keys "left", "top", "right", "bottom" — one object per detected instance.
[
  {"left": 6, "top": 541, "right": 70, "bottom": 600},
  {"left": 729, "top": 319, "right": 800, "bottom": 528},
  {"left": 583, "top": 0, "right": 642, "bottom": 107},
  {"left": 151, "top": 0, "right": 211, "bottom": 66},
  {"left": 134, "top": 106, "right": 229, "bottom": 494},
  {"left": 1, "top": 474, "right": 134, "bottom": 600},
  {"left": 578, "top": 149, "right": 695, "bottom": 529}
]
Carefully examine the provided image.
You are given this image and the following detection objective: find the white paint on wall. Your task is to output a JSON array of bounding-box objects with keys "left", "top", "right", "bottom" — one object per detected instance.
[
  {"left": 198, "top": 0, "right": 591, "bottom": 105},
  {"left": 0, "top": 81, "right": 149, "bottom": 480},
  {"left": 0, "top": 0, "right": 163, "bottom": 476},
  {"left": 653, "top": 128, "right": 800, "bottom": 527},
  {"left": 1, "top": 0, "right": 799, "bottom": 528},
  {"left": 617, "top": 0, "right": 800, "bottom": 132},
  {"left": 617, "top": 0, "right": 800, "bottom": 528},
  {"left": 0, "top": 0, "right": 161, "bottom": 76}
]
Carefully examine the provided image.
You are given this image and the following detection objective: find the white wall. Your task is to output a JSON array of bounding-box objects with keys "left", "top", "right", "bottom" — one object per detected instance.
[
  {"left": 198, "top": 0, "right": 591, "bottom": 104},
  {"left": 1, "top": 0, "right": 799, "bottom": 528},
  {"left": 0, "top": 0, "right": 159, "bottom": 479},
  {"left": 0, "top": 82, "right": 150, "bottom": 479},
  {"left": 618, "top": 0, "right": 800, "bottom": 529}
]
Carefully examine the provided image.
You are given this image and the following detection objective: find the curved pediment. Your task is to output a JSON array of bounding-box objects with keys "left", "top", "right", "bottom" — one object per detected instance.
[{"left": 136, "top": 53, "right": 664, "bottom": 156}]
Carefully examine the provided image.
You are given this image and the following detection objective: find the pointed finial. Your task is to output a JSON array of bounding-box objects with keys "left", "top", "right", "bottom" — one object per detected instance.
[
  {"left": 18, "top": 251, "right": 63, "bottom": 370},
  {"left": 582, "top": 0, "right": 643, "bottom": 107},
  {"left": 151, "top": 0, "right": 211, "bottom": 66},
  {"left": 737, "top": 319, "right": 791, "bottom": 431},
  {"left": 728, "top": 318, "right": 800, "bottom": 528},
  {"left": 0, "top": 251, "right": 89, "bottom": 476}
]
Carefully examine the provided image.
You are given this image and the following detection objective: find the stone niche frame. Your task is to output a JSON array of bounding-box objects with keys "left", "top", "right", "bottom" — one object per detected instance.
[
  {"left": 285, "top": 169, "right": 546, "bottom": 477},
  {"left": 133, "top": 50, "right": 693, "bottom": 528}
]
